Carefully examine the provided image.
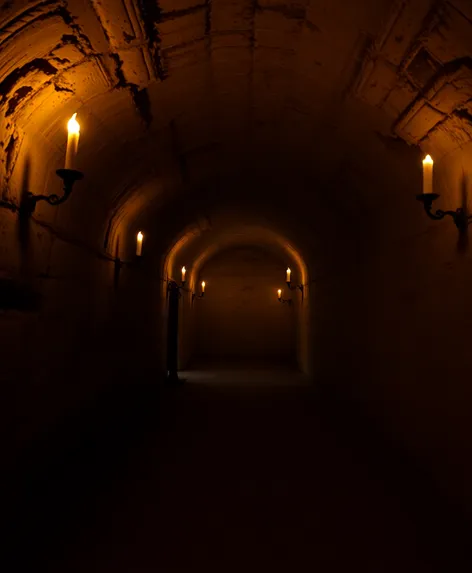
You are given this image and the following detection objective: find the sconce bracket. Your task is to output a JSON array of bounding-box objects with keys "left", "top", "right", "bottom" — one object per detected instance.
[
  {"left": 167, "top": 280, "right": 192, "bottom": 299},
  {"left": 22, "top": 169, "right": 84, "bottom": 214},
  {"left": 287, "top": 281, "right": 304, "bottom": 301},
  {"left": 416, "top": 194, "right": 472, "bottom": 233},
  {"left": 278, "top": 297, "right": 292, "bottom": 305}
]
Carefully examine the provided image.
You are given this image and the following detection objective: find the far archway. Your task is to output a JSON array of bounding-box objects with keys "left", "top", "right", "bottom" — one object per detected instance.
[{"left": 191, "top": 245, "right": 296, "bottom": 369}]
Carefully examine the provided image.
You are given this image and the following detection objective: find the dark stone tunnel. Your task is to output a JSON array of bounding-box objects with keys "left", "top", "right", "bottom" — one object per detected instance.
[{"left": 2, "top": 0, "right": 472, "bottom": 570}]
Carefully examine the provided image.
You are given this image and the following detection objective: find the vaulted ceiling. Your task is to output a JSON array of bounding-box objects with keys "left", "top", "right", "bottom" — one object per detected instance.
[{"left": 1, "top": 0, "right": 472, "bottom": 247}]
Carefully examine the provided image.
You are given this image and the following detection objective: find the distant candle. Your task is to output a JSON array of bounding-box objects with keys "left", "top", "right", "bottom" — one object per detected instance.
[
  {"left": 65, "top": 113, "right": 80, "bottom": 170},
  {"left": 181, "top": 266, "right": 186, "bottom": 282},
  {"left": 278, "top": 289, "right": 282, "bottom": 299},
  {"left": 136, "top": 231, "right": 143, "bottom": 256},
  {"left": 201, "top": 281, "right": 205, "bottom": 293},
  {"left": 286, "top": 268, "right": 291, "bottom": 282},
  {"left": 422, "top": 155, "right": 433, "bottom": 194}
]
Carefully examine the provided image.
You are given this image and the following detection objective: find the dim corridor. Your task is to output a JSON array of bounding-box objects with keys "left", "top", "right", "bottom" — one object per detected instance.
[{"left": 8, "top": 369, "right": 471, "bottom": 572}]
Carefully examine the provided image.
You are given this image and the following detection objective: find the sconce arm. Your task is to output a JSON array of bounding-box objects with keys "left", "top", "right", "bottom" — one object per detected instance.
[
  {"left": 417, "top": 194, "right": 471, "bottom": 232},
  {"left": 286, "top": 281, "right": 304, "bottom": 301},
  {"left": 22, "top": 169, "right": 84, "bottom": 214}
]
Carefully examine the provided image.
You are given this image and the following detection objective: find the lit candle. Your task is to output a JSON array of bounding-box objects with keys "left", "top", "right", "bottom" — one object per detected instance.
[
  {"left": 286, "top": 268, "right": 291, "bottom": 282},
  {"left": 181, "top": 266, "right": 186, "bottom": 282},
  {"left": 65, "top": 113, "right": 80, "bottom": 170},
  {"left": 278, "top": 289, "right": 282, "bottom": 300},
  {"left": 201, "top": 281, "right": 206, "bottom": 294},
  {"left": 136, "top": 231, "right": 143, "bottom": 256},
  {"left": 422, "top": 155, "right": 433, "bottom": 194}
]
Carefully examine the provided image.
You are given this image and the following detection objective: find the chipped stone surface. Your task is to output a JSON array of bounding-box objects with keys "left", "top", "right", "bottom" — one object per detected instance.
[{"left": 0, "top": 0, "right": 472, "bottom": 218}]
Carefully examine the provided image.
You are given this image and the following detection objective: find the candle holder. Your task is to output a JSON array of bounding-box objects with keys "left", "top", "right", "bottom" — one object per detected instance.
[
  {"left": 278, "top": 294, "right": 292, "bottom": 305},
  {"left": 287, "top": 281, "right": 304, "bottom": 301},
  {"left": 166, "top": 279, "right": 190, "bottom": 299},
  {"left": 192, "top": 291, "right": 205, "bottom": 303},
  {"left": 416, "top": 193, "right": 471, "bottom": 233},
  {"left": 22, "top": 169, "right": 84, "bottom": 214}
]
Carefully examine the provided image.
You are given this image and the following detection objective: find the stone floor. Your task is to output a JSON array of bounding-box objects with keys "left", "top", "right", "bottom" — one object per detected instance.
[{"left": 8, "top": 368, "right": 472, "bottom": 571}]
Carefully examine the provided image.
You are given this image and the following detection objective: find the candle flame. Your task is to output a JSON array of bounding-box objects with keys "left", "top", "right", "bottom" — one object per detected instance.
[
  {"left": 287, "top": 267, "right": 291, "bottom": 273},
  {"left": 137, "top": 231, "right": 143, "bottom": 241},
  {"left": 202, "top": 281, "right": 205, "bottom": 288},
  {"left": 278, "top": 289, "right": 282, "bottom": 298},
  {"left": 182, "top": 266, "right": 186, "bottom": 274},
  {"left": 68, "top": 113, "right": 80, "bottom": 135},
  {"left": 423, "top": 154, "right": 433, "bottom": 165}
]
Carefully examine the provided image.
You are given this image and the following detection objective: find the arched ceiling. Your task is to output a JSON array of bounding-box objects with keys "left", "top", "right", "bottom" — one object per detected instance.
[
  {"left": 163, "top": 219, "right": 308, "bottom": 287},
  {"left": 2, "top": 0, "right": 472, "bottom": 244}
]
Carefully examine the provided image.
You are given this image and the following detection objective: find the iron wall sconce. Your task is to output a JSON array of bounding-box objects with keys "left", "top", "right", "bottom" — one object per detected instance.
[
  {"left": 277, "top": 289, "right": 292, "bottom": 305},
  {"left": 22, "top": 113, "right": 83, "bottom": 215},
  {"left": 22, "top": 169, "right": 84, "bottom": 215},
  {"left": 416, "top": 154, "right": 471, "bottom": 233},
  {"left": 285, "top": 268, "right": 304, "bottom": 301},
  {"left": 287, "top": 280, "right": 304, "bottom": 301},
  {"left": 167, "top": 279, "right": 187, "bottom": 297},
  {"left": 416, "top": 193, "right": 471, "bottom": 233},
  {"left": 192, "top": 281, "right": 206, "bottom": 303},
  {"left": 167, "top": 275, "right": 202, "bottom": 298}
]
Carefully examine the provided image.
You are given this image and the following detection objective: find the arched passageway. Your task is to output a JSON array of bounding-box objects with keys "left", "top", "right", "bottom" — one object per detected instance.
[
  {"left": 192, "top": 245, "right": 296, "bottom": 368},
  {"left": 161, "top": 215, "right": 311, "bottom": 376}
]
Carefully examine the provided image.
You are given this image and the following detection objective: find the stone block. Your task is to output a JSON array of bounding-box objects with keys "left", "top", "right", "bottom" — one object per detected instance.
[
  {"left": 424, "top": 2, "right": 472, "bottom": 63},
  {"left": 430, "top": 81, "right": 472, "bottom": 115},
  {"left": 90, "top": 0, "right": 144, "bottom": 49},
  {"left": 401, "top": 103, "right": 445, "bottom": 142},
  {"left": 159, "top": 10, "right": 206, "bottom": 50}
]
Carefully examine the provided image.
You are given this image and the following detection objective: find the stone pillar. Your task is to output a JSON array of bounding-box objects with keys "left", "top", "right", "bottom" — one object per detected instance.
[{"left": 166, "top": 280, "right": 181, "bottom": 382}]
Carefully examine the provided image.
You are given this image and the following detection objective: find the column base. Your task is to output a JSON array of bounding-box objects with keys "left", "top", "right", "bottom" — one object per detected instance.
[{"left": 166, "top": 371, "right": 186, "bottom": 385}]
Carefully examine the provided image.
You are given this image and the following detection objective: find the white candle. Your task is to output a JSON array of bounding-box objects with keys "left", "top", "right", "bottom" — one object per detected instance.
[
  {"left": 278, "top": 289, "right": 282, "bottom": 299},
  {"left": 286, "top": 268, "right": 291, "bottom": 282},
  {"left": 201, "top": 281, "right": 205, "bottom": 294},
  {"left": 136, "top": 231, "right": 143, "bottom": 256},
  {"left": 181, "top": 266, "right": 186, "bottom": 282},
  {"left": 422, "top": 155, "right": 433, "bottom": 194},
  {"left": 65, "top": 113, "right": 80, "bottom": 169}
]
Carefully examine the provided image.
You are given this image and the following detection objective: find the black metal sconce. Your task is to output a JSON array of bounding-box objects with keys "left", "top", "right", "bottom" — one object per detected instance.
[
  {"left": 192, "top": 281, "right": 206, "bottom": 303},
  {"left": 21, "top": 169, "right": 84, "bottom": 214},
  {"left": 167, "top": 273, "right": 199, "bottom": 299},
  {"left": 167, "top": 279, "right": 187, "bottom": 298},
  {"left": 285, "top": 268, "right": 304, "bottom": 301},
  {"left": 416, "top": 154, "right": 471, "bottom": 233},
  {"left": 22, "top": 113, "right": 84, "bottom": 215},
  {"left": 416, "top": 193, "right": 471, "bottom": 233},
  {"left": 277, "top": 290, "right": 292, "bottom": 305},
  {"left": 287, "top": 280, "right": 304, "bottom": 301}
]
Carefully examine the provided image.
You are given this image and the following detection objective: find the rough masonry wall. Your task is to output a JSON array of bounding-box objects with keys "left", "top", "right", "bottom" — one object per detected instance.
[{"left": 0, "top": 203, "right": 164, "bottom": 457}]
